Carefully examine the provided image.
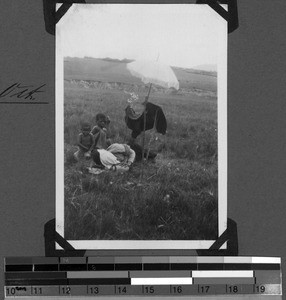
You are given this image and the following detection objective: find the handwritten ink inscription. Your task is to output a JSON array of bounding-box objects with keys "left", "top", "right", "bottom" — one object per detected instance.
[{"left": 0, "top": 83, "right": 46, "bottom": 101}]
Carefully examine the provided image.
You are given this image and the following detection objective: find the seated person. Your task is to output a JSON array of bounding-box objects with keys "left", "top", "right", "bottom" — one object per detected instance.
[
  {"left": 91, "top": 143, "right": 135, "bottom": 172},
  {"left": 91, "top": 113, "right": 111, "bottom": 149},
  {"left": 74, "top": 122, "right": 95, "bottom": 161}
]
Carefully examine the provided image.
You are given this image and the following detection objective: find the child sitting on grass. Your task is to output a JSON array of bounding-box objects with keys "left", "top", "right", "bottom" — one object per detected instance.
[
  {"left": 91, "top": 113, "right": 111, "bottom": 149},
  {"left": 74, "top": 122, "right": 95, "bottom": 161}
]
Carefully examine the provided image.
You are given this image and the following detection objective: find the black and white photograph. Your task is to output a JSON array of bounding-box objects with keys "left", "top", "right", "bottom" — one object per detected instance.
[
  {"left": 56, "top": 4, "right": 227, "bottom": 249},
  {"left": 2, "top": 1, "right": 286, "bottom": 296}
]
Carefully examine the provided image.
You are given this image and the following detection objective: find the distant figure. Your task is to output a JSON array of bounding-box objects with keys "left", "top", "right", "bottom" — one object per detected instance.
[
  {"left": 92, "top": 143, "right": 135, "bottom": 172},
  {"left": 74, "top": 122, "right": 95, "bottom": 161},
  {"left": 125, "top": 101, "right": 167, "bottom": 140},
  {"left": 91, "top": 113, "right": 111, "bottom": 149}
]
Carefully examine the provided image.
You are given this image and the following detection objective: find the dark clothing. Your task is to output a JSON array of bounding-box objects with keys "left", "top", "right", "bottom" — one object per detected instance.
[
  {"left": 125, "top": 102, "right": 167, "bottom": 139},
  {"left": 129, "top": 142, "right": 157, "bottom": 162},
  {"left": 91, "top": 149, "right": 104, "bottom": 168}
]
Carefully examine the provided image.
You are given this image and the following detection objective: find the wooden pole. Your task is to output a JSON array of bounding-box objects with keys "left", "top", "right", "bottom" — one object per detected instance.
[
  {"left": 142, "top": 83, "right": 152, "bottom": 161},
  {"left": 146, "top": 82, "right": 152, "bottom": 100},
  {"left": 140, "top": 83, "right": 152, "bottom": 181}
]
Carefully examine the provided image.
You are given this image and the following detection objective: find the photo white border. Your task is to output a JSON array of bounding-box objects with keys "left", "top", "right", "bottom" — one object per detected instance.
[{"left": 56, "top": 4, "right": 227, "bottom": 250}]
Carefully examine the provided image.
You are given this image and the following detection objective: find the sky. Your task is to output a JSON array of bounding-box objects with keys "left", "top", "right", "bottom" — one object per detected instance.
[{"left": 57, "top": 4, "right": 227, "bottom": 69}]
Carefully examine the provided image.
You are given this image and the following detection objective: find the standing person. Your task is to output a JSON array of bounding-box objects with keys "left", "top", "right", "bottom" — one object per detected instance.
[
  {"left": 74, "top": 122, "right": 95, "bottom": 161},
  {"left": 91, "top": 113, "right": 111, "bottom": 149}
]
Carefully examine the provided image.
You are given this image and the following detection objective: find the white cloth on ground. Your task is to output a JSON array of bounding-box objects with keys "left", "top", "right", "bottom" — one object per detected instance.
[
  {"left": 97, "top": 149, "right": 119, "bottom": 169},
  {"left": 106, "top": 143, "right": 135, "bottom": 165}
]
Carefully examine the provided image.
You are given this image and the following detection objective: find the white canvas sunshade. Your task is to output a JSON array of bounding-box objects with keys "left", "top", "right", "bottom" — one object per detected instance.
[{"left": 127, "top": 60, "right": 179, "bottom": 90}]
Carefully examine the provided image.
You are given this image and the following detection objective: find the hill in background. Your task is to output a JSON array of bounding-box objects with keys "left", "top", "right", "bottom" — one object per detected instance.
[
  {"left": 193, "top": 64, "right": 217, "bottom": 72},
  {"left": 64, "top": 57, "right": 217, "bottom": 94}
]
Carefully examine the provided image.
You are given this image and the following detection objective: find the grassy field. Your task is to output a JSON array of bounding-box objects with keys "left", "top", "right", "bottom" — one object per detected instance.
[{"left": 64, "top": 84, "right": 218, "bottom": 241}]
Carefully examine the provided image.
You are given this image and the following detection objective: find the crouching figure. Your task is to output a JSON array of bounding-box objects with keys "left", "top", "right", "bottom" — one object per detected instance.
[{"left": 92, "top": 143, "right": 135, "bottom": 172}]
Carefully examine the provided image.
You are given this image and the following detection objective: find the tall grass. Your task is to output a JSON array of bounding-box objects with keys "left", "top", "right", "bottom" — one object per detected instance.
[{"left": 64, "top": 85, "right": 218, "bottom": 240}]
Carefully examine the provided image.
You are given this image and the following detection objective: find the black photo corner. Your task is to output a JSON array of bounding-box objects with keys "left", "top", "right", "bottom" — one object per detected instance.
[
  {"left": 44, "top": 0, "right": 239, "bottom": 257},
  {"left": 1, "top": 0, "right": 286, "bottom": 297},
  {"left": 43, "top": 0, "right": 238, "bottom": 35},
  {"left": 44, "top": 218, "right": 238, "bottom": 256}
]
